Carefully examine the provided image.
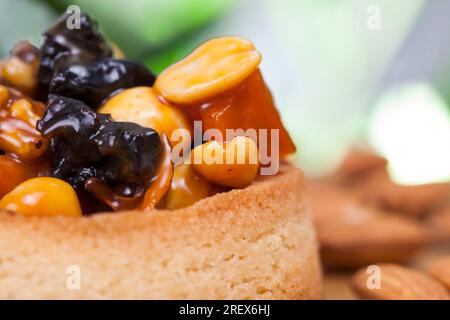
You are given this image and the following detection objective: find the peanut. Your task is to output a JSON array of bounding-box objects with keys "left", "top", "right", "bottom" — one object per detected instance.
[
  {"left": 155, "top": 37, "right": 262, "bottom": 104},
  {"left": 191, "top": 136, "right": 259, "bottom": 188}
]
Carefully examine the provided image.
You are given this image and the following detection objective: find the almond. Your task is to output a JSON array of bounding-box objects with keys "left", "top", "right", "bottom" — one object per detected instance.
[
  {"left": 333, "top": 149, "right": 387, "bottom": 185},
  {"left": 427, "top": 256, "right": 450, "bottom": 291},
  {"left": 363, "top": 180, "right": 450, "bottom": 218},
  {"left": 427, "top": 205, "right": 450, "bottom": 241},
  {"left": 351, "top": 263, "right": 450, "bottom": 300},
  {"left": 333, "top": 150, "right": 450, "bottom": 218},
  {"left": 308, "top": 181, "right": 426, "bottom": 269}
]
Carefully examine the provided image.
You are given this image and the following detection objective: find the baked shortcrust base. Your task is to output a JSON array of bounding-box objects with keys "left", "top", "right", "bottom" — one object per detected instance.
[{"left": 0, "top": 165, "right": 323, "bottom": 299}]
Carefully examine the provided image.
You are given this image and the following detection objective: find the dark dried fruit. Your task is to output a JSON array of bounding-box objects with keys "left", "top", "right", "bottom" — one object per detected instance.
[
  {"left": 37, "top": 13, "right": 112, "bottom": 101},
  {"left": 37, "top": 95, "right": 162, "bottom": 190},
  {"left": 49, "top": 59, "right": 156, "bottom": 108}
]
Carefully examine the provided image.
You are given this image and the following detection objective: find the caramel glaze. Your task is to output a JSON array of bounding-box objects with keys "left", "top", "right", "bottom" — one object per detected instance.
[{"left": 85, "top": 133, "right": 174, "bottom": 212}]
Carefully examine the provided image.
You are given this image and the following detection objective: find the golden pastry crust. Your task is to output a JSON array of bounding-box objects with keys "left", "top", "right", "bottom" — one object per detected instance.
[{"left": 0, "top": 165, "right": 323, "bottom": 299}]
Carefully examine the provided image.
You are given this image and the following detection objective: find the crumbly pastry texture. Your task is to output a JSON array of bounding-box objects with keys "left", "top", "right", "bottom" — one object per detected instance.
[{"left": 0, "top": 165, "right": 323, "bottom": 299}]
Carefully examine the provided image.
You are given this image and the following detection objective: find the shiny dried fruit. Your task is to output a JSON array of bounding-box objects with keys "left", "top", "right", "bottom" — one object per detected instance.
[
  {"left": 195, "top": 70, "right": 297, "bottom": 157},
  {"left": 0, "top": 177, "right": 82, "bottom": 217},
  {"left": 37, "top": 12, "right": 112, "bottom": 100},
  {"left": 85, "top": 134, "right": 174, "bottom": 211},
  {"left": 155, "top": 37, "right": 262, "bottom": 104},
  {"left": 191, "top": 136, "right": 259, "bottom": 188},
  {"left": 50, "top": 59, "right": 156, "bottom": 108},
  {"left": 37, "top": 95, "right": 162, "bottom": 191},
  {"left": 99, "top": 87, "right": 192, "bottom": 151}
]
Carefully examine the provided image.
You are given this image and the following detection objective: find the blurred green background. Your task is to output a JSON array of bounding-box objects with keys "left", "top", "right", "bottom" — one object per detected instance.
[{"left": 1, "top": 0, "right": 449, "bottom": 184}]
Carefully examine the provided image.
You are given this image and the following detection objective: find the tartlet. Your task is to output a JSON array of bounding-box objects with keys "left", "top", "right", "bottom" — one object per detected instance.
[
  {"left": 0, "top": 165, "right": 323, "bottom": 299},
  {"left": 0, "top": 12, "right": 323, "bottom": 299}
]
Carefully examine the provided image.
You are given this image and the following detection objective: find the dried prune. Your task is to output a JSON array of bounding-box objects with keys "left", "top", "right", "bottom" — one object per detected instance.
[
  {"left": 36, "top": 95, "right": 162, "bottom": 190},
  {"left": 37, "top": 13, "right": 112, "bottom": 101},
  {"left": 49, "top": 59, "right": 156, "bottom": 108},
  {"left": 85, "top": 132, "right": 173, "bottom": 211}
]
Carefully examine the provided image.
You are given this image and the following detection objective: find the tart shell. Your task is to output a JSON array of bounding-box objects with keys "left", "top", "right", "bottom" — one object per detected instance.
[{"left": 0, "top": 165, "right": 323, "bottom": 299}]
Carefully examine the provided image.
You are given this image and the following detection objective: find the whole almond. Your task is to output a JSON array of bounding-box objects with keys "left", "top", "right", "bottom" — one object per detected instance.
[
  {"left": 333, "top": 149, "right": 387, "bottom": 185},
  {"left": 308, "top": 182, "right": 425, "bottom": 268},
  {"left": 427, "top": 256, "right": 450, "bottom": 291},
  {"left": 427, "top": 206, "right": 450, "bottom": 240},
  {"left": 333, "top": 150, "right": 450, "bottom": 218},
  {"left": 361, "top": 178, "right": 450, "bottom": 218},
  {"left": 351, "top": 263, "right": 449, "bottom": 300}
]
